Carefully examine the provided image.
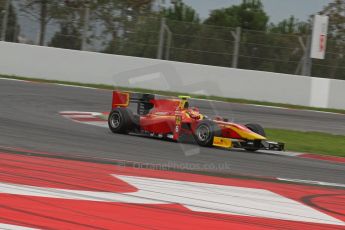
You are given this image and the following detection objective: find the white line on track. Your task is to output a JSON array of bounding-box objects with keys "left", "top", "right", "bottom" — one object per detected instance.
[
  {"left": 247, "top": 104, "right": 290, "bottom": 110},
  {"left": 248, "top": 103, "right": 344, "bottom": 116},
  {"left": 0, "top": 77, "right": 29, "bottom": 82},
  {"left": 277, "top": 178, "right": 345, "bottom": 188},
  {"left": 56, "top": 84, "right": 103, "bottom": 90},
  {"left": 259, "top": 150, "right": 304, "bottom": 157},
  {"left": 60, "top": 111, "right": 102, "bottom": 116},
  {"left": 298, "top": 109, "right": 345, "bottom": 116},
  {"left": 0, "top": 223, "right": 38, "bottom": 230},
  {"left": 62, "top": 114, "right": 96, "bottom": 119},
  {"left": 82, "top": 121, "right": 108, "bottom": 128}
]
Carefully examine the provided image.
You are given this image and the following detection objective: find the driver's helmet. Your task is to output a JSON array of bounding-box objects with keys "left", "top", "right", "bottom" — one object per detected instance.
[{"left": 187, "top": 107, "right": 201, "bottom": 119}]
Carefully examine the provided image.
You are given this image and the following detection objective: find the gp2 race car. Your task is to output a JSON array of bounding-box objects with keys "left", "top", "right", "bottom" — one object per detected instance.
[{"left": 108, "top": 91, "right": 284, "bottom": 152}]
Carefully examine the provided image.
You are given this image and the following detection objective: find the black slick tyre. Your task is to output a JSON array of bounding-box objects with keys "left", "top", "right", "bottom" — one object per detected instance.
[
  {"left": 194, "top": 120, "right": 221, "bottom": 147},
  {"left": 108, "top": 108, "right": 135, "bottom": 134},
  {"left": 245, "top": 123, "right": 266, "bottom": 137},
  {"left": 244, "top": 123, "right": 266, "bottom": 152}
]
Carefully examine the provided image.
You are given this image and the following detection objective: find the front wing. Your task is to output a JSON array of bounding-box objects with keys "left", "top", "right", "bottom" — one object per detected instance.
[{"left": 212, "top": 137, "right": 285, "bottom": 151}]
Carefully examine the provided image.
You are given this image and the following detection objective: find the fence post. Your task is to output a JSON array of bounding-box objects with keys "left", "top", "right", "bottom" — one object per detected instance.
[
  {"left": 165, "top": 24, "right": 172, "bottom": 60},
  {"left": 301, "top": 35, "right": 312, "bottom": 76},
  {"left": 81, "top": 2, "right": 90, "bottom": 51},
  {"left": 157, "top": 17, "right": 166, "bottom": 59},
  {"left": 231, "top": 27, "right": 241, "bottom": 68},
  {"left": 1, "top": 0, "right": 10, "bottom": 41}
]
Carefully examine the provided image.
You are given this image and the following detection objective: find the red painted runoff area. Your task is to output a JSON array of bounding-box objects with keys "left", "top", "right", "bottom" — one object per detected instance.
[{"left": 0, "top": 152, "right": 344, "bottom": 230}]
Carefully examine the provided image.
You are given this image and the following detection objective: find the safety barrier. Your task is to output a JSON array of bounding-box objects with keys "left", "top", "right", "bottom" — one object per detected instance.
[{"left": 0, "top": 41, "right": 344, "bottom": 109}]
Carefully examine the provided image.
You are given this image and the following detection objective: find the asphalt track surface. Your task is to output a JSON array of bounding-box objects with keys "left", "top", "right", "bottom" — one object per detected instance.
[{"left": 1, "top": 78, "right": 345, "bottom": 184}]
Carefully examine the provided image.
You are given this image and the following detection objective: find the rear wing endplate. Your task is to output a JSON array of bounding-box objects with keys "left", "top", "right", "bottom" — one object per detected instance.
[{"left": 112, "top": 91, "right": 155, "bottom": 115}]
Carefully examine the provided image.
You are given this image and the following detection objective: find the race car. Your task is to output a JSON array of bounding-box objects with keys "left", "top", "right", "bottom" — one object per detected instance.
[{"left": 108, "top": 91, "right": 284, "bottom": 152}]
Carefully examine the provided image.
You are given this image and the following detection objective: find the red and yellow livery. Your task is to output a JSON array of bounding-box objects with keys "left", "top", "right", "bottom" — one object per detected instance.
[{"left": 108, "top": 91, "right": 284, "bottom": 151}]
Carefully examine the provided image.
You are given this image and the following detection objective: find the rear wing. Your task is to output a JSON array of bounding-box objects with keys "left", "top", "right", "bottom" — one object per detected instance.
[
  {"left": 112, "top": 91, "right": 155, "bottom": 115},
  {"left": 112, "top": 91, "right": 130, "bottom": 108}
]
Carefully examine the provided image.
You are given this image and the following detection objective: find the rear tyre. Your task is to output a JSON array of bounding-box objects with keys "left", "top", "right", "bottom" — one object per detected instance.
[
  {"left": 108, "top": 108, "right": 135, "bottom": 134},
  {"left": 194, "top": 120, "right": 221, "bottom": 147},
  {"left": 244, "top": 123, "right": 266, "bottom": 152}
]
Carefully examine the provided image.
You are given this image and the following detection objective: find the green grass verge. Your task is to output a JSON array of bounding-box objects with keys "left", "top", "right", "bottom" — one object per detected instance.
[
  {"left": 1, "top": 74, "right": 345, "bottom": 114},
  {"left": 266, "top": 129, "right": 345, "bottom": 157}
]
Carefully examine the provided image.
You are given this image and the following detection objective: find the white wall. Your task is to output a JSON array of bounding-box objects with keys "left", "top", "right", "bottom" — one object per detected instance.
[{"left": 0, "top": 42, "right": 344, "bottom": 109}]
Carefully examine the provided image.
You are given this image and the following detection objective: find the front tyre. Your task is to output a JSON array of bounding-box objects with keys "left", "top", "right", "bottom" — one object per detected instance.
[
  {"left": 244, "top": 123, "right": 266, "bottom": 152},
  {"left": 108, "top": 108, "right": 134, "bottom": 134},
  {"left": 194, "top": 120, "right": 221, "bottom": 147},
  {"left": 245, "top": 123, "right": 266, "bottom": 137}
]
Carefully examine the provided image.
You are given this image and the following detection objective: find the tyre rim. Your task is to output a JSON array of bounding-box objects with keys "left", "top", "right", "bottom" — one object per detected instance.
[
  {"left": 197, "top": 125, "right": 210, "bottom": 142},
  {"left": 110, "top": 113, "right": 121, "bottom": 128}
]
